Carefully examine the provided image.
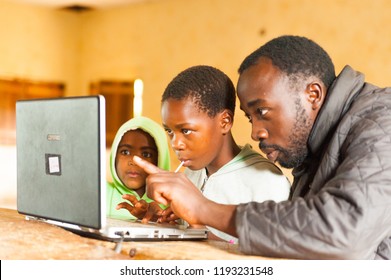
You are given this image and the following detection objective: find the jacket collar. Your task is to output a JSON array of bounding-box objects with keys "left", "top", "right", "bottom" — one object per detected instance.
[
  {"left": 290, "top": 65, "right": 366, "bottom": 197},
  {"left": 307, "top": 65, "right": 365, "bottom": 155}
]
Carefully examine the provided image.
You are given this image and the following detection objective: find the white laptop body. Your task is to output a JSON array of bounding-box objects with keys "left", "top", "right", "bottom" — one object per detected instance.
[{"left": 16, "top": 95, "right": 207, "bottom": 241}]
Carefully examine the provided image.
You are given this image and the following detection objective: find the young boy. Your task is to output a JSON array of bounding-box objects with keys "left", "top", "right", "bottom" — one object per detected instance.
[
  {"left": 159, "top": 65, "right": 291, "bottom": 242},
  {"left": 106, "top": 116, "right": 171, "bottom": 221}
]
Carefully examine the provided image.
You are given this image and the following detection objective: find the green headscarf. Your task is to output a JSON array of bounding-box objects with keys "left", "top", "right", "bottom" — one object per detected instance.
[{"left": 106, "top": 116, "right": 171, "bottom": 219}]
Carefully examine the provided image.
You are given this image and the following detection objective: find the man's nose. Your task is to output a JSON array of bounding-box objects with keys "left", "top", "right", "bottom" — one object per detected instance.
[{"left": 251, "top": 124, "right": 268, "bottom": 141}]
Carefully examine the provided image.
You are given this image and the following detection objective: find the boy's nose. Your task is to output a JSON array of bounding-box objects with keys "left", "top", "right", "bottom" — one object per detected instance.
[{"left": 171, "top": 134, "right": 185, "bottom": 151}]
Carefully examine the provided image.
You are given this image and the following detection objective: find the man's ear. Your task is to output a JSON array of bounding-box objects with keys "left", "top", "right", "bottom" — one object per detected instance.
[
  {"left": 220, "top": 109, "right": 234, "bottom": 134},
  {"left": 306, "top": 82, "right": 325, "bottom": 110}
]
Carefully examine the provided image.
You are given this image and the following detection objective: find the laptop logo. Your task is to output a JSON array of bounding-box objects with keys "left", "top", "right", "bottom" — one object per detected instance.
[
  {"left": 45, "top": 154, "right": 62, "bottom": 176},
  {"left": 47, "top": 134, "right": 61, "bottom": 141}
]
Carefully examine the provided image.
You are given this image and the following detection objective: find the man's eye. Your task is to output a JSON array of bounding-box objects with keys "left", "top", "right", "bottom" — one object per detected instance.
[
  {"left": 182, "top": 129, "right": 192, "bottom": 135},
  {"left": 165, "top": 129, "right": 173, "bottom": 135},
  {"left": 245, "top": 114, "right": 252, "bottom": 123},
  {"left": 257, "top": 108, "right": 269, "bottom": 117}
]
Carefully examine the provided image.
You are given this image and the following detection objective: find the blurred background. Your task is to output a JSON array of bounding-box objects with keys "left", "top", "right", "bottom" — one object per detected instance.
[{"left": 1, "top": 0, "right": 391, "bottom": 209}]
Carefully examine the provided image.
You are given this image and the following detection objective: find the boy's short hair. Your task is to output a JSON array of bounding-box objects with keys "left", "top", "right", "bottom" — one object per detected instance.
[{"left": 161, "top": 65, "right": 236, "bottom": 117}]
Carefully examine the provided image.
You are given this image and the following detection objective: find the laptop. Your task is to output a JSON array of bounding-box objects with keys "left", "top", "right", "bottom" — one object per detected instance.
[{"left": 16, "top": 95, "right": 207, "bottom": 242}]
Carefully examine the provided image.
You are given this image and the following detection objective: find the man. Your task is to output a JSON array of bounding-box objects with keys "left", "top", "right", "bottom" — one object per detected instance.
[{"left": 133, "top": 35, "right": 391, "bottom": 259}]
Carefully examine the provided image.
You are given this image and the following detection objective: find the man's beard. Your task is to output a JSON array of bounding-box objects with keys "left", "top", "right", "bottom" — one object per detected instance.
[
  {"left": 259, "top": 142, "right": 308, "bottom": 169},
  {"left": 260, "top": 97, "right": 312, "bottom": 169}
]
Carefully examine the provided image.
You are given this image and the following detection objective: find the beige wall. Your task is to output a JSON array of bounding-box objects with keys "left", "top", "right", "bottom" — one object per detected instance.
[
  {"left": 1, "top": 0, "right": 391, "bottom": 208},
  {"left": 0, "top": 1, "right": 82, "bottom": 94}
]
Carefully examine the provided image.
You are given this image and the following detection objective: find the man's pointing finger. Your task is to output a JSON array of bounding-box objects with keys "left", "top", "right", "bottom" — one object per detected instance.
[{"left": 133, "top": 155, "right": 163, "bottom": 174}]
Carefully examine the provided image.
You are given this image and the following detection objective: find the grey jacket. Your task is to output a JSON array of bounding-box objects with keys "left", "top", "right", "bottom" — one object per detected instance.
[{"left": 236, "top": 65, "right": 391, "bottom": 259}]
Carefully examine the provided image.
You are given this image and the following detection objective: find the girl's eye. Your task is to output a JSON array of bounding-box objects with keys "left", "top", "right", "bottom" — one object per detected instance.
[
  {"left": 141, "top": 151, "right": 153, "bottom": 158},
  {"left": 182, "top": 129, "right": 192, "bottom": 135},
  {"left": 120, "top": 149, "right": 130, "bottom": 155}
]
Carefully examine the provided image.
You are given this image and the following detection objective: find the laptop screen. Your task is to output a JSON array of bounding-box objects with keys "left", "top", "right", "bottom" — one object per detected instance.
[{"left": 16, "top": 96, "right": 106, "bottom": 230}]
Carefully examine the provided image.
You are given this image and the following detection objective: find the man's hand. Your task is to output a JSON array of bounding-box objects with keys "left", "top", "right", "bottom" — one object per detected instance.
[
  {"left": 133, "top": 155, "right": 239, "bottom": 237},
  {"left": 133, "top": 156, "right": 208, "bottom": 226}
]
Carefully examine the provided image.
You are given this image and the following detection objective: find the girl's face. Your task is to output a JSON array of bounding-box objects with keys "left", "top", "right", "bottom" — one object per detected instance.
[
  {"left": 161, "top": 97, "right": 228, "bottom": 171},
  {"left": 115, "top": 129, "right": 158, "bottom": 196}
]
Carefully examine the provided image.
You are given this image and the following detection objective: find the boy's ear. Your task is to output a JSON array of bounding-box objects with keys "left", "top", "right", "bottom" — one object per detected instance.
[{"left": 220, "top": 109, "right": 233, "bottom": 134}]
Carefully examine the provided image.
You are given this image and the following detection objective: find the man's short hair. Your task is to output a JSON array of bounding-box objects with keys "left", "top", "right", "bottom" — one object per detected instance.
[{"left": 238, "top": 35, "right": 336, "bottom": 89}]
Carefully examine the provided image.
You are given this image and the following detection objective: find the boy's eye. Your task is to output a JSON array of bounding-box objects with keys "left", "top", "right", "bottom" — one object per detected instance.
[
  {"left": 165, "top": 129, "right": 173, "bottom": 135},
  {"left": 182, "top": 129, "right": 192, "bottom": 135}
]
